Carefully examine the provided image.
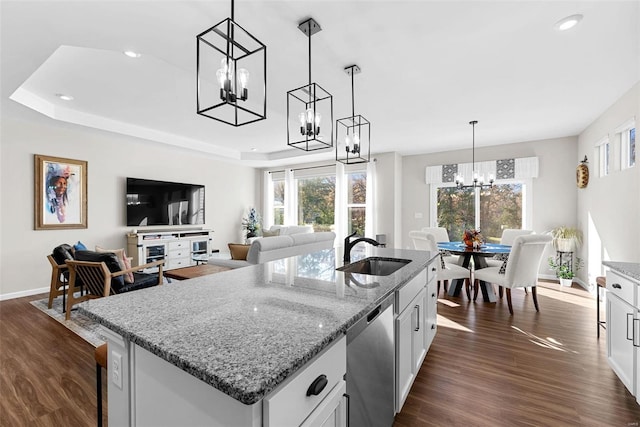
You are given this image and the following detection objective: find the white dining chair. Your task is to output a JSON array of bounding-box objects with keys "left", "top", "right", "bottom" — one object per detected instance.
[
  {"left": 421, "top": 226, "right": 459, "bottom": 264},
  {"left": 485, "top": 229, "right": 534, "bottom": 268},
  {"left": 473, "top": 234, "right": 552, "bottom": 315},
  {"left": 409, "top": 231, "right": 472, "bottom": 298}
]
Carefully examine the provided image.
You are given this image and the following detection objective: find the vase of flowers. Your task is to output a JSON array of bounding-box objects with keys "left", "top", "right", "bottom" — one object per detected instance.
[
  {"left": 242, "top": 208, "right": 261, "bottom": 239},
  {"left": 462, "top": 229, "right": 483, "bottom": 248}
]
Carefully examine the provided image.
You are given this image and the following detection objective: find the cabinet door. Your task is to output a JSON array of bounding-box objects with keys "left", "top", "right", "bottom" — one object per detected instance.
[
  {"left": 301, "top": 381, "right": 346, "bottom": 427},
  {"left": 412, "top": 289, "right": 427, "bottom": 375},
  {"left": 395, "top": 301, "right": 416, "bottom": 412},
  {"left": 607, "top": 294, "right": 635, "bottom": 395}
]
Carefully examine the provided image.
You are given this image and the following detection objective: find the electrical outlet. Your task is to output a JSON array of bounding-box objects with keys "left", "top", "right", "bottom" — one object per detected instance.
[
  {"left": 414, "top": 212, "right": 423, "bottom": 219},
  {"left": 112, "top": 351, "right": 123, "bottom": 389}
]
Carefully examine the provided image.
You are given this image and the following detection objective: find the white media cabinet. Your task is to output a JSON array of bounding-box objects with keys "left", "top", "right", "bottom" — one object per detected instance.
[{"left": 127, "top": 229, "right": 213, "bottom": 272}]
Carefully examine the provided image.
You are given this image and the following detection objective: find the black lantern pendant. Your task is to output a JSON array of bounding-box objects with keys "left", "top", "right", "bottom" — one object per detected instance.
[
  {"left": 196, "top": 0, "right": 266, "bottom": 127},
  {"left": 336, "top": 65, "right": 370, "bottom": 164},
  {"left": 287, "top": 18, "right": 333, "bottom": 151}
]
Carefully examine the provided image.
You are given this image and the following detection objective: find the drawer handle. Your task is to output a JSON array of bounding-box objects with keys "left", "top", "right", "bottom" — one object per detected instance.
[
  {"left": 415, "top": 305, "right": 420, "bottom": 331},
  {"left": 431, "top": 324, "right": 435, "bottom": 330},
  {"left": 612, "top": 283, "right": 622, "bottom": 289},
  {"left": 432, "top": 267, "right": 437, "bottom": 272},
  {"left": 306, "top": 374, "right": 328, "bottom": 397}
]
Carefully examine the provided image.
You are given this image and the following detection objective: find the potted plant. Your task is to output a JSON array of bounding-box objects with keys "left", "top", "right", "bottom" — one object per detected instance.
[
  {"left": 550, "top": 226, "right": 583, "bottom": 252},
  {"left": 548, "top": 256, "right": 584, "bottom": 287},
  {"left": 242, "top": 208, "right": 261, "bottom": 239}
]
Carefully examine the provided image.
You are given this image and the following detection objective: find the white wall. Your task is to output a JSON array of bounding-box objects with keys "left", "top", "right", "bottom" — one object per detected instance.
[
  {"left": 0, "top": 117, "right": 258, "bottom": 298},
  {"left": 577, "top": 82, "right": 640, "bottom": 283}
]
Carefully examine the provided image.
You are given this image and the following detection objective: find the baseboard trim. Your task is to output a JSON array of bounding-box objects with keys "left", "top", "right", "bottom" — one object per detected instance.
[{"left": 0, "top": 287, "right": 48, "bottom": 301}]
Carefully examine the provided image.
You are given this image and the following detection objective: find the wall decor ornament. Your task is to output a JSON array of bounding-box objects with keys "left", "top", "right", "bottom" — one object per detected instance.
[
  {"left": 35, "top": 154, "right": 87, "bottom": 230},
  {"left": 576, "top": 155, "right": 589, "bottom": 188}
]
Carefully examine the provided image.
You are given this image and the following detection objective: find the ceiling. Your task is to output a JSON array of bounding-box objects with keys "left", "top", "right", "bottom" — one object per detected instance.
[{"left": 2, "top": 1, "right": 638, "bottom": 167}]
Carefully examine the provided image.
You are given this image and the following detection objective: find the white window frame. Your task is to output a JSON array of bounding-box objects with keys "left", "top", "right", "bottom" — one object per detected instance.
[
  {"left": 616, "top": 118, "right": 636, "bottom": 171},
  {"left": 345, "top": 169, "right": 367, "bottom": 235},
  {"left": 595, "top": 136, "right": 610, "bottom": 177}
]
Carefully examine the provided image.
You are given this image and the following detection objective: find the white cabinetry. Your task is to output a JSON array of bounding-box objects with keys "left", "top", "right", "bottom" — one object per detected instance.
[
  {"left": 127, "top": 229, "right": 212, "bottom": 271},
  {"left": 607, "top": 270, "right": 639, "bottom": 397},
  {"left": 395, "top": 259, "right": 437, "bottom": 413}
]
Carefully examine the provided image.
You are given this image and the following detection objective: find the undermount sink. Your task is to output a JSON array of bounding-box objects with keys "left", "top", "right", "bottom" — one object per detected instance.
[{"left": 337, "top": 257, "right": 411, "bottom": 276}]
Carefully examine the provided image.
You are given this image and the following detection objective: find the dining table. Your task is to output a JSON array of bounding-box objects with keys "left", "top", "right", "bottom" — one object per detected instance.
[{"left": 437, "top": 241, "right": 511, "bottom": 302}]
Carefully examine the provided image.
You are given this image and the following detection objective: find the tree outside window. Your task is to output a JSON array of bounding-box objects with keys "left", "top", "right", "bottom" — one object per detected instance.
[
  {"left": 347, "top": 172, "right": 366, "bottom": 235},
  {"left": 297, "top": 176, "right": 335, "bottom": 232}
]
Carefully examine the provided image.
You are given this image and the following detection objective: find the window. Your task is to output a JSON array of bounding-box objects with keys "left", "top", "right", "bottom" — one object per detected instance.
[
  {"left": 347, "top": 172, "right": 366, "bottom": 235},
  {"left": 621, "top": 126, "right": 636, "bottom": 170},
  {"left": 272, "top": 179, "right": 285, "bottom": 225},
  {"left": 296, "top": 175, "right": 335, "bottom": 232},
  {"left": 598, "top": 138, "right": 610, "bottom": 177},
  {"left": 435, "top": 183, "right": 524, "bottom": 242}
]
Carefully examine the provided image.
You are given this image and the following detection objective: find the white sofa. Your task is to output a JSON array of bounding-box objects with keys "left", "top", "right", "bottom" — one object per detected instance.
[
  {"left": 208, "top": 231, "right": 336, "bottom": 269},
  {"left": 264, "top": 225, "right": 313, "bottom": 235}
]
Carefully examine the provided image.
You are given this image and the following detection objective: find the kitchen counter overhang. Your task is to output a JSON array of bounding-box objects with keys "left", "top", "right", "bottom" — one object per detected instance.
[{"left": 79, "top": 246, "right": 437, "bottom": 405}]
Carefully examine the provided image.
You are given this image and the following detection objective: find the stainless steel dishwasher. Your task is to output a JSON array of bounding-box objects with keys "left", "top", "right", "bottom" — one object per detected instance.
[{"left": 346, "top": 294, "right": 395, "bottom": 427}]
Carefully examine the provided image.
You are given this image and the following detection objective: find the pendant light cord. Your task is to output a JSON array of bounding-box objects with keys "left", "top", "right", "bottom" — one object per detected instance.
[
  {"left": 351, "top": 67, "right": 355, "bottom": 118},
  {"left": 308, "top": 21, "right": 312, "bottom": 103}
]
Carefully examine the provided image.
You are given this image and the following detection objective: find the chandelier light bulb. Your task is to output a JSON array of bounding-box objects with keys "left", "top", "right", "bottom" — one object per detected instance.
[{"left": 237, "top": 69, "right": 249, "bottom": 89}]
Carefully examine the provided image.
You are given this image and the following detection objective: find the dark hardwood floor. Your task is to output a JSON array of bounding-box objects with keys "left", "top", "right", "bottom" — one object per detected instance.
[{"left": 1, "top": 282, "right": 639, "bottom": 426}]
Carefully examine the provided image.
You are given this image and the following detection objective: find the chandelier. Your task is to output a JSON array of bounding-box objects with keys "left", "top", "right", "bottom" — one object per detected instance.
[
  {"left": 455, "top": 120, "right": 494, "bottom": 189},
  {"left": 287, "top": 18, "right": 333, "bottom": 151},
  {"left": 196, "top": 0, "right": 266, "bottom": 126},
  {"left": 336, "top": 65, "right": 370, "bottom": 164}
]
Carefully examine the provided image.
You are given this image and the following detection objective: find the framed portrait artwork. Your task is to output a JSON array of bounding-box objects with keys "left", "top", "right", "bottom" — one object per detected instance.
[{"left": 34, "top": 154, "right": 87, "bottom": 230}]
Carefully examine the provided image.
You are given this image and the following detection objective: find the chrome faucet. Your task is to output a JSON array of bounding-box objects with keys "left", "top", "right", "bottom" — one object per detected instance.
[{"left": 344, "top": 231, "right": 380, "bottom": 264}]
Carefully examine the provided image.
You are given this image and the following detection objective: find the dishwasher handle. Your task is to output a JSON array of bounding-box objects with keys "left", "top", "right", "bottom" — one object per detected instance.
[{"left": 367, "top": 306, "right": 381, "bottom": 323}]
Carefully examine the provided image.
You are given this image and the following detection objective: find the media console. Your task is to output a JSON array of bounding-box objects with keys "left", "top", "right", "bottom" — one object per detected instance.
[{"left": 127, "top": 229, "right": 214, "bottom": 272}]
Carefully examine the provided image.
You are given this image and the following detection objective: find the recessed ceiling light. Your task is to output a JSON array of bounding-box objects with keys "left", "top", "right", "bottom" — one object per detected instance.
[
  {"left": 251, "top": 148, "right": 258, "bottom": 152},
  {"left": 55, "top": 93, "right": 74, "bottom": 101},
  {"left": 123, "top": 50, "right": 141, "bottom": 58},
  {"left": 554, "top": 14, "right": 583, "bottom": 31}
]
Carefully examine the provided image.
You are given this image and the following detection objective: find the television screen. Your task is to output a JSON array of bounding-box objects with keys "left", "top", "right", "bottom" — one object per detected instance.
[{"left": 126, "top": 178, "right": 205, "bottom": 226}]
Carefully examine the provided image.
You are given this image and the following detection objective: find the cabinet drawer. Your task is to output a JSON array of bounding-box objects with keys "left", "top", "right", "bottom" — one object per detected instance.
[
  {"left": 168, "top": 241, "right": 188, "bottom": 250},
  {"left": 607, "top": 271, "right": 636, "bottom": 307},
  {"left": 396, "top": 270, "right": 427, "bottom": 314},
  {"left": 169, "top": 249, "right": 189, "bottom": 259},
  {"left": 167, "top": 259, "right": 189, "bottom": 270},
  {"left": 264, "top": 336, "right": 346, "bottom": 427}
]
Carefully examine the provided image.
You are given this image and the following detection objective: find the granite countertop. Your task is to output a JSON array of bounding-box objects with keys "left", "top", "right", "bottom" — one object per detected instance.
[
  {"left": 79, "top": 246, "right": 436, "bottom": 405},
  {"left": 602, "top": 261, "right": 640, "bottom": 281}
]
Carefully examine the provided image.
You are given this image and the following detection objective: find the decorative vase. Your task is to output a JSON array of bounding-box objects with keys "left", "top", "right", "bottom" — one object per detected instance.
[{"left": 559, "top": 278, "right": 573, "bottom": 287}]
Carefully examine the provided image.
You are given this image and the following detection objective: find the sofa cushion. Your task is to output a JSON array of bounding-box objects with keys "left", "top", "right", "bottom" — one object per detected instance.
[
  {"left": 52, "top": 244, "right": 74, "bottom": 265},
  {"left": 269, "top": 225, "right": 313, "bottom": 235},
  {"left": 247, "top": 235, "right": 294, "bottom": 264},
  {"left": 95, "top": 246, "right": 134, "bottom": 284},
  {"left": 228, "top": 243, "right": 251, "bottom": 260},
  {"left": 262, "top": 228, "right": 281, "bottom": 238},
  {"left": 118, "top": 272, "right": 159, "bottom": 293},
  {"left": 291, "top": 232, "right": 318, "bottom": 245},
  {"left": 74, "top": 250, "right": 125, "bottom": 292}
]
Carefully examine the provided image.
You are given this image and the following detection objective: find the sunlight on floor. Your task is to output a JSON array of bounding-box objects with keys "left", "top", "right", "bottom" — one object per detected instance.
[
  {"left": 511, "top": 325, "right": 579, "bottom": 353},
  {"left": 437, "top": 298, "right": 460, "bottom": 308},
  {"left": 536, "top": 285, "right": 596, "bottom": 309},
  {"left": 437, "top": 314, "right": 474, "bottom": 332}
]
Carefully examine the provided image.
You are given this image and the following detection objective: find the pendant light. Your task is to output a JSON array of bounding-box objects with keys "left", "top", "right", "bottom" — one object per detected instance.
[
  {"left": 455, "top": 120, "right": 494, "bottom": 189},
  {"left": 336, "top": 65, "right": 370, "bottom": 164},
  {"left": 196, "top": 0, "right": 266, "bottom": 127},
  {"left": 287, "top": 18, "right": 333, "bottom": 151}
]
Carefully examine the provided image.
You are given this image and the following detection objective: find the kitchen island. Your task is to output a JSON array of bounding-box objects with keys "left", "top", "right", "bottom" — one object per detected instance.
[{"left": 79, "top": 246, "right": 438, "bottom": 426}]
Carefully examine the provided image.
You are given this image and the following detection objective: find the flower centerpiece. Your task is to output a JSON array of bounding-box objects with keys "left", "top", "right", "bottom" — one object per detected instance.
[
  {"left": 242, "top": 208, "right": 261, "bottom": 239},
  {"left": 462, "top": 229, "right": 483, "bottom": 248}
]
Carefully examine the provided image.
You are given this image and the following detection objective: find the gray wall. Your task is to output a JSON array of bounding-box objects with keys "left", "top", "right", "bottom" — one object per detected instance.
[{"left": 0, "top": 117, "right": 258, "bottom": 297}]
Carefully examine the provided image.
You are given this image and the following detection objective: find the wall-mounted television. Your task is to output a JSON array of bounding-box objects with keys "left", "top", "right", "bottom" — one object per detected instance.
[{"left": 126, "top": 178, "right": 205, "bottom": 227}]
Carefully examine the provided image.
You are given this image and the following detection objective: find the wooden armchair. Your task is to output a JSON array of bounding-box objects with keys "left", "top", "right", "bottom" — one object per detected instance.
[
  {"left": 65, "top": 258, "right": 164, "bottom": 320},
  {"left": 47, "top": 255, "right": 69, "bottom": 309}
]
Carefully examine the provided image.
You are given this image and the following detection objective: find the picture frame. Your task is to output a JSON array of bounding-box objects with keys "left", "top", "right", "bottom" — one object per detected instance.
[{"left": 34, "top": 154, "right": 88, "bottom": 230}]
